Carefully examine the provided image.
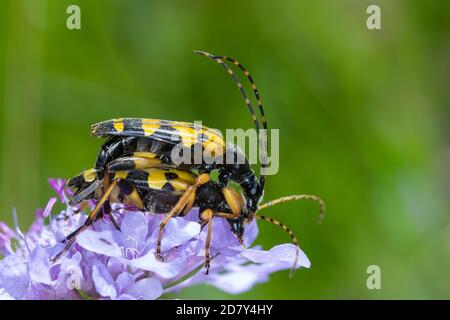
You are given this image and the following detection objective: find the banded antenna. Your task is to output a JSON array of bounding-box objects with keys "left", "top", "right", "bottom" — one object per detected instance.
[
  {"left": 256, "top": 194, "right": 325, "bottom": 277},
  {"left": 193, "top": 51, "right": 267, "bottom": 189},
  {"left": 219, "top": 55, "right": 268, "bottom": 190}
]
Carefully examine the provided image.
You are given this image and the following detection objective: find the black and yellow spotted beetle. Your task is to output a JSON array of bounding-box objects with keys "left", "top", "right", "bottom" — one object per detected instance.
[{"left": 54, "top": 51, "right": 325, "bottom": 275}]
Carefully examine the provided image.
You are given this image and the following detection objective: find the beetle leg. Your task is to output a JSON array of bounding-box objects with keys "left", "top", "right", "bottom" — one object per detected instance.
[
  {"left": 51, "top": 179, "right": 120, "bottom": 263},
  {"left": 156, "top": 173, "right": 210, "bottom": 261},
  {"left": 102, "top": 200, "right": 121, "bottom": 231},
  {"left": 199, "top": 209, "right": 214, "bottom": 275},
  {"left": 100, "top": 170, "right": 121, "bottom": 230},
  {"left": 180, "top": 189, "right": 196, "bottom": 215},
  {"left": 216, "top": 187, "right": 243, "bottom": 220}
]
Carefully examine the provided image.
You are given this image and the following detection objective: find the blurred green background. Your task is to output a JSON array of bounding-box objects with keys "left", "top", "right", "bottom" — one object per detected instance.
[{"left": 0, "top": 0, "right": 449, "bottom": 299}]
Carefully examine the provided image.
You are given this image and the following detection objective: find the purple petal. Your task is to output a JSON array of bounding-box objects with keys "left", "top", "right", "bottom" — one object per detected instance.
[
  {"left": 0, "top": 222, "right": 15, "bottom": 256},
  {"left": 107, "top": 257, "right": 124, "bottom": 279},
  {"left": 0, "top": 177, "right": 317, "bottom": 299},
  {"left": 42, "top": 197, "right": 57, "bottom": 218},
  {"left": 77, "top": 230, "right": 122, "bottom": 258},
  {"left": 148, "top": 217, "right": 200, "bottom": 252},
  {"left": 243, "top": 219, "right": 258, "bottom": 247},
  {"left": 0, "top": 233, "right": 13, "bottom": 257},
  {"left": 29, "top": 245, "right": 53, "bottom": 285},
  {"left": 117, "top": 293, "right": 136, "bottom": 300},
  {"left": 241, "top": 243, "right": 311, "bottom": 268},
  {"left": 207, "top": 218, "right": 242, "bottom": 256},
  {"left": 0, "top": 254, "right": 30, "bottom": 299},
  {"left": 48, "top": 178, "right": 67, "bottom": 202},
  {"left": 0, "top": 288, "right": 15, "bottom": 300},
  {"left": 23, "top": 282, "right": 58, "bottom": 300},
  {"left": 120, "top": 212, "right": 148, "bottom": 252},
  {"left": 127, "top": 251, "right": 185, "bottom": 279},
  {"left": 209, "top": 268, "right": 264, "bottom": 294},
  {"left": 0, "top": 222, "right": 15, "bottom": 238},
  {"left": 92, "top": 264, "right": 117, "bottom": 299},
  {"left": 124, "top": 278, "right": 163, "bottom": 300},
  {"left": 116, "top": 272, "right": 134, "bottom": 294}
]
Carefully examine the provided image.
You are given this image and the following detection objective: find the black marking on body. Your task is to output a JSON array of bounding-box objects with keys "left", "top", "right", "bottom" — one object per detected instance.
[
  {"left": 164, "top": 172, "right": 178, "bottom": 181},
  {"left": 151, "top": 124, "right": 182, "bottom": 145},
  {"left": 125, "top": 170, "right": 150, "bottom": 188},
  {"left": 162, "top": 182, "right": 175, "bottom": 192},
  {"left": 123, "top": 118, "right": 144, "bottom": 135},
  {"left": 108, "top": 159, "right": 136, "bottom": 171}
]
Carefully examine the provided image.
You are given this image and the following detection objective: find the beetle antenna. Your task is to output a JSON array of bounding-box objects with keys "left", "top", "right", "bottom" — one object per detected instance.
[
  {"left": 193, "top": 50, "right": 266, "bottom": 188},
  {"left": 218, "top": 55, "right": 268, "bottom": 190},
  {"left": 255, "top": 214, "right": 300, "bottom": 277},
  {"left": 258, "top": 194, "right": 325, "bottom": 224},
  {"left": 255, "top": 194, "right": 324, "bottom": 277}
]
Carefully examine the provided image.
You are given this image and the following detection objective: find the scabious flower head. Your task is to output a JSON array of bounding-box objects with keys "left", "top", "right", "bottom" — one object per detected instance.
[{"left": 0, "top": 179, "right": 310, "bottom": 300}]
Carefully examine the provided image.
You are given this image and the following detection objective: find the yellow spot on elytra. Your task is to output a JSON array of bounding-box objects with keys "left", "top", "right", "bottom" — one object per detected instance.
[
  {"left": 145, "top": 168, "right": 194, "bottom": 191},
  {"left": 173, "top": 126, "right": 196, "bottom": 147},
  {"left": 147, "top": 170, "right": 166, "bottom": 190},
  {"left": 113, "top": 119, "right": 124, "bottom": 133},
  {"left": 141, "top": 123, "right": 159, "bottom": 136},
  {"left": 171, "top": 169, "right": 196, "bottom": 184},
  {"left": 114, "top": 171, "right": 128, "bottom": 180},
  {"left": 123, "top": 187, "right": 144, "bottom": 209},
  {"left": 83, "top": 169, "right": 97, "bottom": 182}
]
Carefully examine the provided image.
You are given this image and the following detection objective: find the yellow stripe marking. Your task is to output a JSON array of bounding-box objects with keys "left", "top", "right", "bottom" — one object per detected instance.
[
  {"left": 83, "top": 169, "right": 97, "bottom": 182},
  {"left": 114, "top": 171, "right": 128, "bottom": 180},
  {"left": 142, "top": 123, "right": 159, "bottom": 136},
  {"left": 113, "top": 119, "right": 124, "bottom": 133},
  {"left": 132, "top": 152, "right": 158, "bottom": 159}
]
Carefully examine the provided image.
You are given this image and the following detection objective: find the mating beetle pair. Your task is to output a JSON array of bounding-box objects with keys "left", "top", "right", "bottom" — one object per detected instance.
[{"left": 54, "top": 51, "right": 324, "bottom": 275}]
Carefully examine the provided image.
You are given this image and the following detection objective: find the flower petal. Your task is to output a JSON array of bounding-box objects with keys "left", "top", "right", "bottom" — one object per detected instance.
[
  {"left": 107, "top": 257, "right": 124, "bottom": 279},
  {"left": 0, "top": 222, "right": 15, "bottom": 238},
  {"left": 241, "top": 243, "right": 311, "bottom": 268},
  {"left": 0, "top": 287, "right": 15, "bottom": 300},
  {"left": 48, "top": 178, "right": 67, "bottom": 203},
  {"left": 243, "top": 219, "right": 258, "bottom": 247},
  {"left": 209, "top": 269, "right": 264, "bottom": 294},
  {"left": 92, "top": 264, "right": 117, "bottom": 299},
  {"left": 124, "top": 278, "right": 163, "bottom": 300},
  {"left": 120, "top": 212, "right": 148, "bottom": 251},
  {"left": 0, "top": 233, "right": 13, "bottom": 257},
  {"left": 42, "top": 197, "right": 57, "bottom": 218},
  {"left": 207, "top": 218, "right": 242, "bottom": 255},
  {"left": 116, "top": 272, "right": 134, "bottom": 294},
  {"left": 149, "top": 217, "right": 200, "bottom": 252},
  {"left": 127, "top": 250, "right": 185, "bottom": 279},
  {"left": 77, "top": 230, "right": 122, "bottom": 258},
  {"left": 0, "top": 254, "right": 30, "bottom": 299},
  {"left": 29, "top": 245, "right": 53, "bottom": 285}
]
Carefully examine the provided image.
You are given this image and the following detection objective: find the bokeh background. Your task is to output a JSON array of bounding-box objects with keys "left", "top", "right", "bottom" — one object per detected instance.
[{"left": 0, "top": 0, "right": 449, "bottom": 299}]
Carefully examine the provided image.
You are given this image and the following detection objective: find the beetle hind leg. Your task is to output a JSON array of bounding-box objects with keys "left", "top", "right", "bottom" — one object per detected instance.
[
  {"left": 51, "top": 179, "right": 120, "bottom": 263},
  {"left": 156, "top": 173, "right": 210, "bottom": 261}
]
